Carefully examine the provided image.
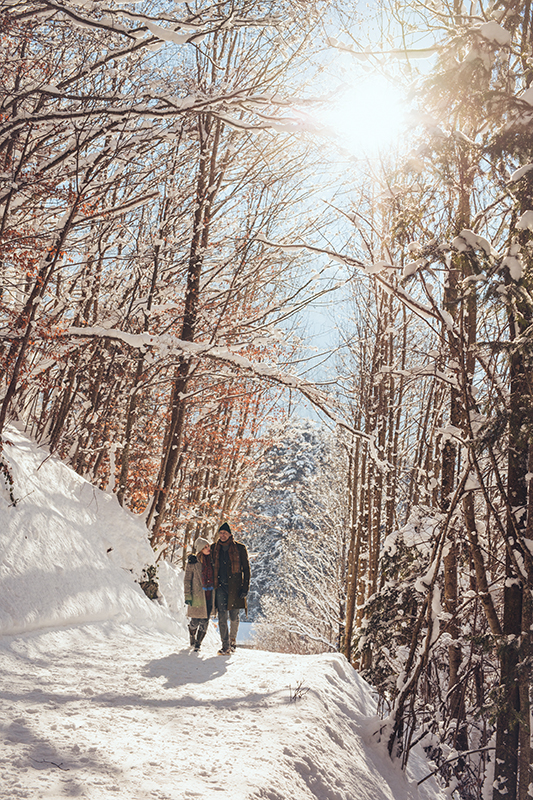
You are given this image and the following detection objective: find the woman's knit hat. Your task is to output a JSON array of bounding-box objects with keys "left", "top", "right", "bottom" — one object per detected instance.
[{"left": 194, "top": 537, "right": 210, "bottom": 554}]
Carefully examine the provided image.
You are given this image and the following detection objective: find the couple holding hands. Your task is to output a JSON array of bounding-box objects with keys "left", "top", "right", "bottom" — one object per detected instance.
[{"left": 184, "top": 522, "right": 250, "bottom": 655}]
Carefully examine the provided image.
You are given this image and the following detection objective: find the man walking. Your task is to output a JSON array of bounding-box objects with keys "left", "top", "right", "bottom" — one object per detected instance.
[{"left": 212, "top": 522, "right": 250, "bottom": 655}]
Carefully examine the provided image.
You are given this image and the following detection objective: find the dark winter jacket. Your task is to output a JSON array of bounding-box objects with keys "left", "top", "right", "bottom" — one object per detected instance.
[
  {"left": 213, "top": 537, "right": 250, "bottom": 611},
  {"left": 184, "top": 555, "right": 210, "bottom": 619}
]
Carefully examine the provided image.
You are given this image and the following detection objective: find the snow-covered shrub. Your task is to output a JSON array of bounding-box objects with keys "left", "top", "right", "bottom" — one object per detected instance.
[{"left": 354, "top": 507, "right": 435, "bottom": 703}]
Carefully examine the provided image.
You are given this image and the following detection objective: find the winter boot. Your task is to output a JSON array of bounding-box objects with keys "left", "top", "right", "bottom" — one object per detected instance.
[
  {"left": 194, "top": 628, "right": 207, "bottom": 652},
  {"left": 188, "top": 624, "right": 196, "bottom": 647}
]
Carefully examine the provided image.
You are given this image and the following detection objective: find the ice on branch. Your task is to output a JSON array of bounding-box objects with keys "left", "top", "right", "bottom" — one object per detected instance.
[
  {"left": 367, "top": 260, "right": 394, "bottom": 275},
  {"left": 502, "top": 243, "right": 524, "bottom": 281},
  {"left": 509, "top": 164, "right": 533, "bottom": 183},
  {"left": 477, "top": 20, "right": 511, "bottom": 47},
  {"left": 143, "top": 21, "right": 188, "bottom": 44},
  {"left": 403, "top": 258, "right": 426, "bottom": 278},
  {"left": 451, "top": 229, "right": 495, "bottom": 256},
  {"left": 516, "top": 210, "right": 533, "bottom": 232}
]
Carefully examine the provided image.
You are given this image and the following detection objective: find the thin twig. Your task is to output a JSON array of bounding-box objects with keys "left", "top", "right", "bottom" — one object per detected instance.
[
  {"left": 417, "top": 747, "right": 495, "bottom": 785},
  {"left": 30, "top": 758, "right": 70, "bottom": 771}
]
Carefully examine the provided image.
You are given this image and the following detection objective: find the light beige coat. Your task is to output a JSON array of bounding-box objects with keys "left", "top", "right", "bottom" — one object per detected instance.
[{"left": 184, "top": 556, "right": 208, "bottom": 618}]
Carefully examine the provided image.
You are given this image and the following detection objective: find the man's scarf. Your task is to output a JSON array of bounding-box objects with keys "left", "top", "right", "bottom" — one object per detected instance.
[{"left": 213, "top": 534, "right": 241, "bottom": 586}]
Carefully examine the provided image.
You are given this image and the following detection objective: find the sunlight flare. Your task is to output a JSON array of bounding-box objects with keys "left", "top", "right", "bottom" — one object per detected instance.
[{"left": 321, "top": 74, "right": 406, "bottom": 156}]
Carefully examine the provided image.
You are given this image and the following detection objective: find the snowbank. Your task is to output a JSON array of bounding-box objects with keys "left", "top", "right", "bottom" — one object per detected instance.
[{"left": 0, "top": 425, "right": 184, "bottom": 637}]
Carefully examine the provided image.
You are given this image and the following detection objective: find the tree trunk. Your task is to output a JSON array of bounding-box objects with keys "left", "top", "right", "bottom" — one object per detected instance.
[
  {"left": 148, "top": 117, "right": 222, "bottom": 545},
  {"left": 493, "top": 326, "right": 529, "bottom": 800}
]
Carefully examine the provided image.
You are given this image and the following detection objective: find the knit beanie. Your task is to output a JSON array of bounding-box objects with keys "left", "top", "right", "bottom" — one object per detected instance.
[
  {"left": 194, "top": 537, "right": 210, "bottom": 554},
  {"left": 218, "top": 522, "right": 231, "bottom": 535}
]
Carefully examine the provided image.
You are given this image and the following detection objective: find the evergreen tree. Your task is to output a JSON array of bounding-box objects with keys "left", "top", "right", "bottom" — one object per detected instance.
[{"left": 242, "top": 419, "right": 348, "bottom": 653}]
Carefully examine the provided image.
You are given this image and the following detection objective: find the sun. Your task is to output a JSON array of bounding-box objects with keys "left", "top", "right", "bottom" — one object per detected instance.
[{"left": 319, "top": 74, "right": 406, "bottom": 157}]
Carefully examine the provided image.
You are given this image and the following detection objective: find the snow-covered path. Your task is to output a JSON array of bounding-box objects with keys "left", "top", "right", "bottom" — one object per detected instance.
[
  {"left": 0, "top": 427, "right": 444, "bottom": 800},
  {"left": 0, "top": 623, "right": 436, "bottom": 800}
]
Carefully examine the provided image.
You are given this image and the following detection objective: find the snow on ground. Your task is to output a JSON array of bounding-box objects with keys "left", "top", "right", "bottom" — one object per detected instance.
[
  {"left": 0, "top": 424, "right": 180, "bottom": 639},
  {"left": 0, "top": 426, "right": 446, "bottom": 800}
]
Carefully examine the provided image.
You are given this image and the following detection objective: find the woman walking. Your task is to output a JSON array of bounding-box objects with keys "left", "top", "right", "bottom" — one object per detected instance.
[{"left": 184, "top": 537, "right": 214, "bottom": 652}]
